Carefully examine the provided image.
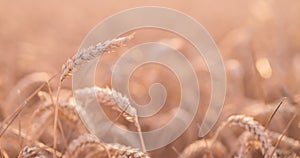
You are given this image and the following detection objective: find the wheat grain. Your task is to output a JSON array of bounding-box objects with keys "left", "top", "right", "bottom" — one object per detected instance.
[
  {"left": 60, "top": 34, "right": 134, "bottom": 82},
  {"left": 18, "top": 146, "right": 47, "bottom": 158}
]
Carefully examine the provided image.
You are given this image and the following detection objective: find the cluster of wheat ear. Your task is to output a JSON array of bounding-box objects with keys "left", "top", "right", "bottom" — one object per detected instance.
[
  {"left": 181, "top": 114, "right": 299, "bottom": 158},
  {"left": 1, "top": 31, "right": 299, "bottom": 158},
  {"left": 0, "top": 34, "right": 151, "bottom": 158}
]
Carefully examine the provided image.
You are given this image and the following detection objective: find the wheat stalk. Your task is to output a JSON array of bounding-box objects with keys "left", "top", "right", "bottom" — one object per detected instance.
[
  {"left": 0, "top": 74, "right": 56, "bottom": 139},
  {"left": 4, "top": 123, "right": 63, "bottom": 158},
  {"left": 267, "top": 131, "right": 300, "bottom": 149}
]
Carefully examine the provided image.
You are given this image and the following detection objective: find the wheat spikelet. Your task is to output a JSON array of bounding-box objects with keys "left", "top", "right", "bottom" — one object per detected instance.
[
  {"left": 224, "top": 115, "right": 285, "bottom": 158},
  {"left": 18, "top": 146, "right": 47, "bottom": 158},
  {"left": 60, "top": 34, "right": 134, "bottom": 82}
]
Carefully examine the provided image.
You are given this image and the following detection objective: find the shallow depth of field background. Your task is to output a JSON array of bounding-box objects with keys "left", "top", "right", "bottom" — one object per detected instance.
[{"left": 0, "top": 0, "right": 300, "bottom": 158}]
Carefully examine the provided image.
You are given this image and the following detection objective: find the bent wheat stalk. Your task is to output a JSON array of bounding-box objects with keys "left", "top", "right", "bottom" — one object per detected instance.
[{"left": 53, "top": 34, "right": 134, "bottom": 158}]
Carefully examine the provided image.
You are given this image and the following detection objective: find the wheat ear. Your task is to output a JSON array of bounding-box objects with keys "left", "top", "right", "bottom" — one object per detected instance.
[
  {"left": 60, "top": 34, "right": 134, "bottom": 82},
  {"left": 75, "top": 86, "right": 137, "bottom": 120},
  {"left": 75, "top": 86, "right": 146, "bottom": 152},
  {"left": 66, "top": 134, "right": 110, "bottom": 158},
  {"left": 226, "top": 115, "right": 277, "bottom": 158},
  {"left": 67, "top": 134, "right": 149, "bottom": 158}
]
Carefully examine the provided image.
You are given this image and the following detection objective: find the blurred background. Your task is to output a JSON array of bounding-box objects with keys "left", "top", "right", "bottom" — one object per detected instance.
[{"left": 0, "top": 0, "right": 300, "bottom": 157}]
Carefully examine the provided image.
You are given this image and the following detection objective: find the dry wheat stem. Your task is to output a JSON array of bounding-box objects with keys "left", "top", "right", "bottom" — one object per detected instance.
[
  {"left": 27, "top": 90, "right": 76, "bottom": 158},
  {"left": 171, "top": 146, "right": 184, "bottom": 158},
  {"left": 267, "top": 131, "right": 300, "bottom": 149},
  {"left": 53, "top": 82, "right": 61, "bottom": 158},
  {"left": 0, "top": 74, "right": 57, "bottom": 139},
  {"left": 45, "top": 83, "right": 71, "bottom": 158},
  {"left": 270, "top": 113, "right": 297, "bottom": 158},
  {"left": 264, "top": 97, "right": 286, "bottom": 130},
  {"left": 4, "top": 123, "right": 63, "bottom": 158}
]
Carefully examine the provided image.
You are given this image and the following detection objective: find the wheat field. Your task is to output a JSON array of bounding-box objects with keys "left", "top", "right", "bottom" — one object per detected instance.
[{"left": 0, "top": 1, "right": 300, "bottom": 158}]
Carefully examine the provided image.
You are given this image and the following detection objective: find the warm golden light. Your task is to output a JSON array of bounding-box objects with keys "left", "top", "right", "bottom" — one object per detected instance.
[{"left": 256, "top": 57, "right": 272, "bottom": 79}]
